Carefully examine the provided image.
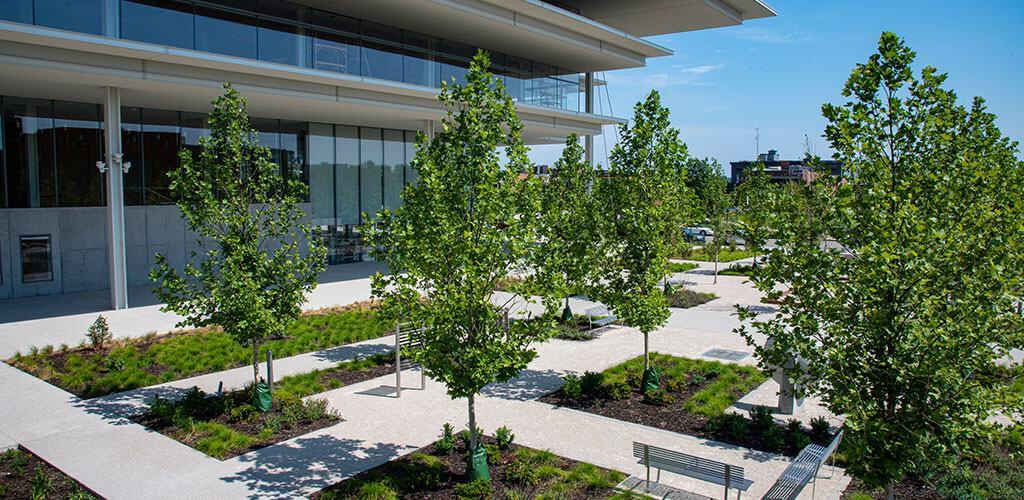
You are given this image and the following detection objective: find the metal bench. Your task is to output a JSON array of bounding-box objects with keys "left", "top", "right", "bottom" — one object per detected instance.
[
  {"left": 585, "top": 305, "right": 619, "bottom": 332},
  {"left": 633, "top": 442, "right": 753, "bottom": 499},
  {"left": 761, "top": 430, "right": 844, "bottom": 500},
  {"left": 395, "top": 322, "right": 426, "bottom": 397}
]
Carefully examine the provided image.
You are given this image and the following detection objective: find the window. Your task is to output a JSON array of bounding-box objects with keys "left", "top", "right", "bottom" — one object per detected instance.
[
  {"left": 307, "top": 122, "right": 334, "bottom": 225},
  {"left": 359, "top": 127, "right": 382, "bottom": 219},
  {"left": 141, "top": 108, "right": 180, "bottom": 204},
  {"left": 195, "top": 3, "right": 257, "bottom": 59},
  {"left": 313, "top": 13, "right": 359, "bottom": 75},
  {"left": 53, "top": 100, "right": 104, "bottom": 207},
  {"left": 279, "top": 120, "right": 307, "bottom": 194},
  {"left": 334, "top": 125, "right": 359, "bottom": 225},
  {"left": 257, "top": 1, "right": 310, "bottom": 67},
  {"left": 403, "top": 32, "right": 438, "bottom": 87},
  {"left": 2, "top": 97, "right": 57, "bottom": 208},
  {"left": 20, "top": 235, "right": 52, "bottom": 283},
  {"left": 360, "top": 21, "right": 404, "bottom": 82},
  {"left": 0, "top": 0, "right": 33, "bottom": 24},
  {"left": 404, "top": 130, "right": 417, "bottom": 186},
  {"left": 34, "top": 0, "right": 105, "bottom": 35},
  {"left": 120, "top": 0, "right": 195, "bottom": 49},
  {"left": 120, "top": 106, "right": 144, "bottom": 205},
  {"left": 383, "top": 129, "right": 404, "bottom": 210}
]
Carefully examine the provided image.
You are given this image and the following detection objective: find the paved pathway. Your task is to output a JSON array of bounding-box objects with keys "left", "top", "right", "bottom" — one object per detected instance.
[{"left": 0, "top": 263, "right": 848, "bottom": 499}]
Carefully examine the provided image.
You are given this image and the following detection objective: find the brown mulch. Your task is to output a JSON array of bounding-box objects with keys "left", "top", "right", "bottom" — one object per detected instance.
[
  {"left": 0, "top": 447, "right": 101, "bottom": 499},
  {"left": 538, "top": 383, "right": 716, "bottom": 440},
  {"left": 314, "top": 436, "right": 622, "bottom": 499},
  {"left": 841, "top": 476, "right": 941, "bottom": 499}
]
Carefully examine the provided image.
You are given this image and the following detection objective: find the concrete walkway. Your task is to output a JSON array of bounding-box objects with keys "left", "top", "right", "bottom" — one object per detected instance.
[{"left": 0, "top": 263, "right": 847, "bottom": 499}]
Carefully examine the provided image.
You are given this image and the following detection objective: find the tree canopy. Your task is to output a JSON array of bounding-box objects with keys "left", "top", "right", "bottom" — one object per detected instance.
[{"left": 738, "top": 32, "right": 1024, "bottom": 493}]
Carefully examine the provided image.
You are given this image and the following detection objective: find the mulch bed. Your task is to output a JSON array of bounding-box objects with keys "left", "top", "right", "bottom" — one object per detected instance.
[
  {"left": 315, "top": 436, "right": 623, "bottom": 499},
  {"left": 0, "top": 447, "right": 100, "bottom": 499},
  {"left": 539, "top": 382, "right": 716, "bottom": 439},
  {"left": 841, "top": 476, "right": 941, "bottom": 499}
]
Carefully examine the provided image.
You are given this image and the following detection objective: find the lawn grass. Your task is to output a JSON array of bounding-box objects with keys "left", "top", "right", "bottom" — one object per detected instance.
[
  {"left": 316, "top": 432, "right": 625, "bottom": 499},
  {"left": 9, "top": 302, "right": 390, "bottom": 398},
  {"left": 668, "top": 262, "right": 699, "bottom": 273},
  {"left": 273, "top": 352, "right": 393, "bottom": 399},
  {"left": 601, "top": 353, "right": 765, "bottom": 417},
  {"left": 719, "top": 263, "right": 755, "bottom": 276},
  {"left": 681, "top": 248, "right": 757, "bottom": 263}
]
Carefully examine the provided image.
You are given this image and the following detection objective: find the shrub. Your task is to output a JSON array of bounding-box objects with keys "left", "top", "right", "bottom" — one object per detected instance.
[
  {"left": 786, "top": 418, "right": 803, "bottom": 435},
  {"left": 579, "top": 371, "right": 604, "bottom": 397},
  {"left": 749, "top": 405, "right": 775, "bottom": 434},
  {"left": 484, "top": 443, "right": 501, "bottom": 465},
  {"left": 406, "top": 453, "right": 445, "bottom": 489},
  {"left": 436, "top": 423, "right": 455, "bottom": 455},
  {"left": 643, "top": 388, "right": 676, "bottom": 406},
  {"left": 454, "top": 478, "right": 492, "bottom": 498},
  {"left": 31, "top": 466, "right": 53, "bottom": 499},
  {"left": 561, "top": 374, "right": 583, "bottom": 399},
  {"left": 356, "top": 480, "right": 398, "bottom": 500},
  {"left": 791, "top": 430, "right": 812, "bottom": 451},
  {"left": 689, "top": 372, "right": 707, "bottom": 387},
  {"left": 664, "top": 288, "right": 717, "bottom": 308},
  {"left": 762, "top": 426, "right": 785, "bottom": 453},
  {"left": 605, "top": 380, "right": 632, "bottom": 400},
  {"left": 87, "top": 315, "right": 113, "bottom": 350},
  {"left": 300, "top": 398, "right": 336, "bottom": 421},
  {"left": 495, "top": 425, "right": 515, "bottom": 450},
  {"left": 459, "top": 425, "right": 484, "bottom": 451},
  {"left": 809, "top": 416, "right": 831, "bottom": 445},
  {"left": 708, "top": 413, "right": 748, "bottom": 442},
  {"left": 227, "top": 405, "right": 259, "bottom": 424}
]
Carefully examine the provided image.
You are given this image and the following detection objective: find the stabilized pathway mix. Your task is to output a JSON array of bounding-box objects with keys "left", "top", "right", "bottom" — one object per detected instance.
[{"left": 0, "top": 262, "right": 850, "bottom": 498}]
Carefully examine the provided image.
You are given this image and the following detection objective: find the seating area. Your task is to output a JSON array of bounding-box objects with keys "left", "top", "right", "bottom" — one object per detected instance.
[
  {"left": 632, "top": 441, "right": 753, "bottom": 499},
  {"left": 585, "top": 304, "right": 620, "bottom": 332},
  {"left": 762, "top": 430, "right": 844, "bottom": 500}
]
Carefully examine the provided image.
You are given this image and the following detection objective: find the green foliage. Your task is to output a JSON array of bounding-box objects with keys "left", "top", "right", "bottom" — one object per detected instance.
[
  {"left": 435, "top": 423, "right": 456, "bottom": 455},
  {"left": 809, "top": 416, "right": 832, "bottom": 445},
  {"left": 748, "top": 405, "right": 775, "bottom": 434},
  {"left": 681, "top": 247, "right": 757, "bottom": 263},
  {"left": 719, "top": 263, "right": 755, "bottom": 276},
  {"left": 664, "top": 288, "right": 717, "bottom": 308},
  {"left": 733, "top": 161, "right": 776, "bottom": 257},
  {"left": 597, "top": 91, "right": 692, "bottom": 373},
  {"left": 642, "top": 388, "right": 676, "bottom": 406},
  {"left": 532, "top": 134, "right": 602, "bottom": 318},
  {"left": 366, "top": 51, "right": 551, "bottom": 454},
  {"left": 707, "top": 413, "right": 749, "bottom": 442},
  {"left": 495, "top": 425, "right": 515, "bottom": 450},
  {"left": 668, "top": 262, "right": 698, "bottom": 273},
  {"left": 150, "top": 83, "right": 326, "bottom": 388},
  {"left": 561, "top": 373, "right": 583, "bottom": 398},
  {"left": 738, "top": 32, "right": 1024, "bottom": 490},
  {"left": 454, "top": 478, "right": 493, "bottom": 498},
  {"left": 686, "top": 157, "right": 734, "bottom": 283},
  {"left": 86, "top": 315, "right": 111, "bottom": 350},
  {"left": 13, "top": 307, "right": 386, "bottom": 398}
]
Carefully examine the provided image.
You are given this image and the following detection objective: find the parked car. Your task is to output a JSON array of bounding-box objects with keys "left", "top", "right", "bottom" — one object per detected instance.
[{"left": 683, "top": 226, "right": 714, "bottom": 241}]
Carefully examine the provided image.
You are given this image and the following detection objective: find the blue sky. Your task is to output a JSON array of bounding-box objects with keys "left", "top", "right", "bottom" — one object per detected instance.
[{"left": 528, "top": 0, "right": 1024, "bottom": 174}]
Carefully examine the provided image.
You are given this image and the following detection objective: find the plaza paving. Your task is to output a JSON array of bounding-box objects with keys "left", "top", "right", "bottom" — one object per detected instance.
[{"left": 0, "top": 260, "right": 850, "bottom": 499}]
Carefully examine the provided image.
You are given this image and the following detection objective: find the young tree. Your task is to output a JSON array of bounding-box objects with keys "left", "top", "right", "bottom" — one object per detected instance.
[
  {"left": 532, "top": 134, "right": 601, "bottom": 321},
  {"left": 151, "top": 84, "right": 326, "bottom": 400},
  {"left": 687, "top": 158, "right": 733, "bottom": 283},
  {"left": 733, "top": 161, "right": 775, "bottom": 263},
  {"left": 737, "top": 32, "right": 1024, "bottom": 497},
  {"left": 598, "top": 90, "right": 689, "bottom": 390},
  {"left": 365, "top": 51, "right": 547, "bottom": 478}
]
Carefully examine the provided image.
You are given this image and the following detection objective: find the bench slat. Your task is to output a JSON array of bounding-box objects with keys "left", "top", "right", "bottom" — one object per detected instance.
[{"left": 632, "top": 442, "right": 751, "bottom": 491}]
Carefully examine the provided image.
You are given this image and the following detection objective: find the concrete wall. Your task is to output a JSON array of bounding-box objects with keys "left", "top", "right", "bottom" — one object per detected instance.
[{"left": 0, "top": 203, "right": 314, "bottom": 300}]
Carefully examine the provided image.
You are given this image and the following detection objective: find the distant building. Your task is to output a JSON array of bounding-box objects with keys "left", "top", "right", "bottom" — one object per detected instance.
[{"left": 729, "top": 150, "right": 843, "bottom": 189}]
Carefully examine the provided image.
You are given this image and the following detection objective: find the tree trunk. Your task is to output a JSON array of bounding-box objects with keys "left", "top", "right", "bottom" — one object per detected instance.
[
  {"left": 885, "top": 483, "right": 894, "bottom": 500},
  {"left": 643, "top": 331, "right": 650, "bottom": 372},
  {"left": 252, "top": 341, "right": 259, "bottom": 386},
  {"left": 467, "top": 393, "right": 478, "bottom": 450},
  {"left": 714, "top": 255, "right": 719, "bottom": 284}
]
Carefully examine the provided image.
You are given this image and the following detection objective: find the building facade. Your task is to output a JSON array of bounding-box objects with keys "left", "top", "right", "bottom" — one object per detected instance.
[
  {"left": 0, "top": 0, "right": 774, "bottom": 305},
  {"left": 729, "top": 149, "right": 843, "bottom": 189}
]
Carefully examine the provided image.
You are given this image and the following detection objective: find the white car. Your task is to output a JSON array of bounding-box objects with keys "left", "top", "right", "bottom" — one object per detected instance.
[{"left": 683, "top": 226, "right": 714, "bottom": 241}]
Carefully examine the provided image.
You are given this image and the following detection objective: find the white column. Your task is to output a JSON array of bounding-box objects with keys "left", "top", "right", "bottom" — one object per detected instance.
[
  {"left": 423, "top": 119, "right": 436, "bottom": 139},
  {"left": 584, "top": 72, "right": 595, "bottom": 166},
  {"left": 103, "top": 86, "right": 128, "bottom": 310}
]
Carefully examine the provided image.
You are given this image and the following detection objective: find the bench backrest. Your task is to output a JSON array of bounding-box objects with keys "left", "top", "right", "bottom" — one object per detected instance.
[
  {"left": 396, "top": 323, "right": 424, "bottom": 370},
  {"left": 586, "top": 305, "right": 613, "bottom": 318},
  {"left": 821, "top": 429, "right": 843, "bottom": 460},
  {"left": 632, "top": 442, "right": 745, "bottom": 486}
]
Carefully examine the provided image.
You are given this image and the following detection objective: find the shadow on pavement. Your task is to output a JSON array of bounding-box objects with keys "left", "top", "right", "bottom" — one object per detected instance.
[
  {"left": 480, "top": 368, "right": 565, "bottom": 401},
  {"left": 221, "top": 434, "right": 408, "bottom": 499}
]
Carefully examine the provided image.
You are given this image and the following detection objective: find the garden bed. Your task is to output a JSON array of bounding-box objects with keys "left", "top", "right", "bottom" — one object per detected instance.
[
  {"left": 0, "top": 447, "right": 98, "bottom": 499},
  {"left": 7, "top": 302, "right": 390, "bottom": 398},
  {"left": 664, "top": 288, "right": 717, "bottom": 308},
  {"left": 315, "top": 430, "right": 624, "bottom": 499},
  {"left": 539, "top": 353, "right": 833, "bottom": 456},
  {"left": 719, "top": 263, "right": 755, "bottom": 276},
  {"left": 668, "top": 262, "right": 699, "bottom": 273},
  {"left": 678, "top": 248, "right": 757, "bottom": 263}
]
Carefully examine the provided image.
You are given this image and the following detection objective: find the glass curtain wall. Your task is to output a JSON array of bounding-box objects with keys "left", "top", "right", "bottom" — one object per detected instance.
[{"left": 5, "top": 0, "right": 584, "bottom": 112}]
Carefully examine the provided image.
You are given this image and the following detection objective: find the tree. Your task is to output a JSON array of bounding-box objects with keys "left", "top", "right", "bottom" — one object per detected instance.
[
  {"left": 151, "top": 84, "right": 326, "bottom": 398},
  {"left": 737, "top": 32, "right": 1024, "bottom": 497},
  {"left": 532, "top": 134, "right": 601, "bottom": 321},
  {"left": 364, "top": 51, "right": 548, "bottom": 478},
  {"left": 687, "top": 158, "right": 733, "bottom": 283},
  {"left": 733, "top": 161, "right": 775, "bottom": 263},
  {"left": 598, "top": 90, "right": 689, "bottom": 389}
]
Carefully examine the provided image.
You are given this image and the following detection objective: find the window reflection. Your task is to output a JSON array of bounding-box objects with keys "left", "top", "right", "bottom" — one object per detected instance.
[
  {"left": 34, "top": 0, "right": 104, "bottom": 35},
  {"left": 2, "top": 97, "right": 57, "bottom": 208},
  {"left": 195, "top": 4, "right": 257, "bottom": 59},
  {"left": 20, "top": 235, "right": 53, "bottom": 283},
  {"left": 53, "top": 100, "right": 103, "bottom": 207},
  {"left": 359, "top": 127, "right": 382, "bottom": 219},
  {"left": 383, "top": 129, "right": 404, "bottom": 210},
  {"left": 121, "top": 0, "right": 195, "bottom": 49},
  {"left": 141, "top": 109, "right": 180, "bottom": 205}
]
